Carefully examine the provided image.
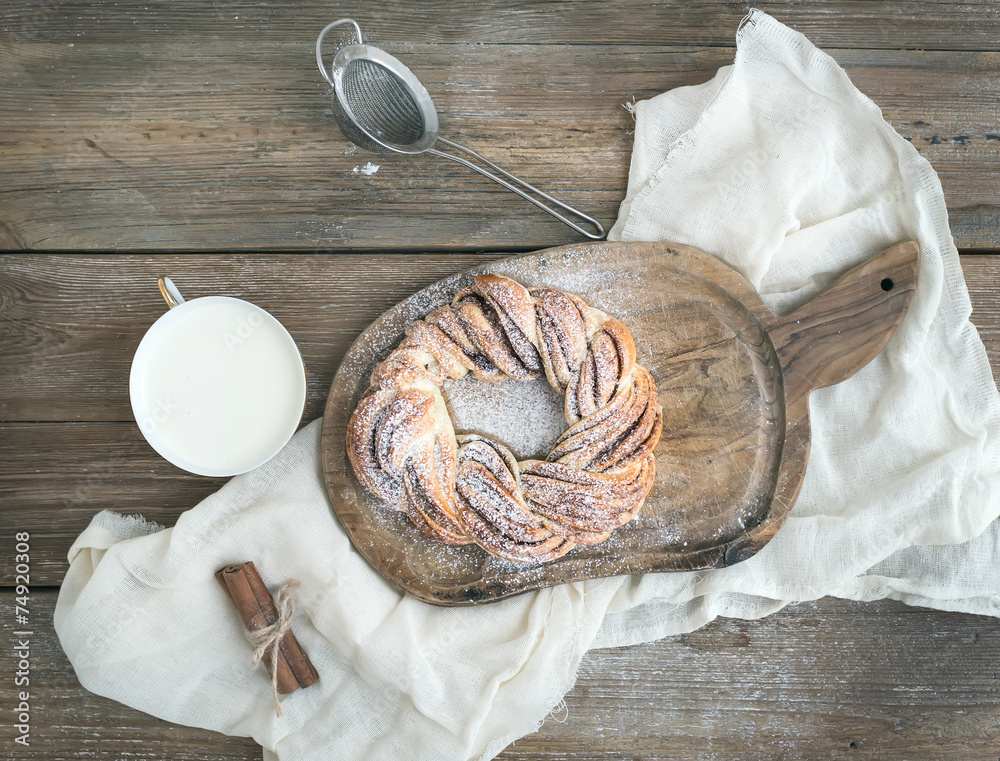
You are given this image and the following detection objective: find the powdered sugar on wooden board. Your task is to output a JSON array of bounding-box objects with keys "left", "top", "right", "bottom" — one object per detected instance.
[{"left": 443, "top": 377, "right": 567, "bottom": 461}]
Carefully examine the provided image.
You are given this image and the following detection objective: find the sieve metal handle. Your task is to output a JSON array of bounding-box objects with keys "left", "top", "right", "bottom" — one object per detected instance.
[
  {"left": 316, "top": 19, "right": 364, "bottom": 87},
  {"left": 430, "top": 138, "right": 606, "bottom": 240}
]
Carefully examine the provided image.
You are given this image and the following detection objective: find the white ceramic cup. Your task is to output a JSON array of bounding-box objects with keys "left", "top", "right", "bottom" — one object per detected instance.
[{"left": 129, "top": 277, "right": 308, "bottom": 477}]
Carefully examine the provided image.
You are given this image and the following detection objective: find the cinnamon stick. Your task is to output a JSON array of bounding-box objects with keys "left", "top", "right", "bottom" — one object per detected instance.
[
  {"left": 242, "top": 563, "right": 320, "bottom": 690},
  {"left": 216, "top": 562, "right": 319, "bottom": 694}
]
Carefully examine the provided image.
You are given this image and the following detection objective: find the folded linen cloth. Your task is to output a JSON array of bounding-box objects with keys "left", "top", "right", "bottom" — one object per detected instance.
[{"left": 55, "top": 10, "right": 1000, "bottom": 761}]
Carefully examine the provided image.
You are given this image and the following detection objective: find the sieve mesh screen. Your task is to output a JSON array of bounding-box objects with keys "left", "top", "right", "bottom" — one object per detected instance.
[{"left": 339, "top": 59, "right": 425, "bottom": 147}]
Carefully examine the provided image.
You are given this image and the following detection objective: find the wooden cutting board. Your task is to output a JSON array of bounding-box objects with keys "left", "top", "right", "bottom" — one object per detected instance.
[{"left": 320, "top": 240, "right": 919, "bottom": 605}]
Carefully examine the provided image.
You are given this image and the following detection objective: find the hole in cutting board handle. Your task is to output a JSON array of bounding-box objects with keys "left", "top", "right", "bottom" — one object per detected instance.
[{"left": 880, "top": 277, "right": 894, "bottom": 292}]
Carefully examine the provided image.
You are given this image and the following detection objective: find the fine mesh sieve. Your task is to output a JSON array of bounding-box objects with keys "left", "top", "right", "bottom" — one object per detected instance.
[{"left": 316, "top": 19, "right": 606, "bottom": 240}]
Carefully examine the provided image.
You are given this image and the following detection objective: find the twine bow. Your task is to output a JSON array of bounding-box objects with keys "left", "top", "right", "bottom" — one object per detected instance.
[{"left": 245, "top": 580, "right": 298, "bottom": 718}]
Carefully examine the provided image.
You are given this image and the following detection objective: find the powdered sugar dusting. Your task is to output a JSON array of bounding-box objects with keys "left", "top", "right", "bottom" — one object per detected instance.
[{"left": 443, "top": 377, "right": 568, "bottom": 461}]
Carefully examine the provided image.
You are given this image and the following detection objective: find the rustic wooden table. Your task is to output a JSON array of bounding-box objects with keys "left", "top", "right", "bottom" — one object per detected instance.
[{"left": 3, "top": 1, "right": 1000, "bottom": 759}]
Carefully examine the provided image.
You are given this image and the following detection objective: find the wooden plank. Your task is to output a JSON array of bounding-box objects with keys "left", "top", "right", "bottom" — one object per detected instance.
[
  {"left": 525, "top": 597, "right": 1000, "bottom": 760},
  {"left": 2, "top": 253, "right": 999, "bottom": 586},
  {"left": 4, "top": 591, "right": 1000, "bottom": 759},
  {"left": 2, "top": 35, "right": 999, "bottom": 249},
  {"left": 0, "top": 422, "right": 224, "bottom": 584},
  {"left": 1, "top": 0, "right": 999, "bottom": 50},
  {"left": 3, "top": 253, "right": 999, "bottom": 425}
]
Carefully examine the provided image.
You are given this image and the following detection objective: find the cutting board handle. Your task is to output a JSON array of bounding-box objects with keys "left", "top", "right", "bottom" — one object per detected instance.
[{"left": 768, "top": 240, "right": 920, "bottom": 405}]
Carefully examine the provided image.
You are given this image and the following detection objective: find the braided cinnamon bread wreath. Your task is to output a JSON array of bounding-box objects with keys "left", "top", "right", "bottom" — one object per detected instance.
[{"left": 346, "top": 274, "right": 663, "bottom": 563}]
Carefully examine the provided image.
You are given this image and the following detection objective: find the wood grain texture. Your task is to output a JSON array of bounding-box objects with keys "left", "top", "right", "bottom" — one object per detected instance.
[
  {"left": 2, "top": 6, "right": 1000, "bottom": 249},
  {"left": 7, "top": 590, "right": 1000, "bottom": 760},
  {"left": 4, "top": 1, "right": 1000, "bottom": 49},
  {"left": 320, "top": 241, "right": 917, "bottom": 604}
]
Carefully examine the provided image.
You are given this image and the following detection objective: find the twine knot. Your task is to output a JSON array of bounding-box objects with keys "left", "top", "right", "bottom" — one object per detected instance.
[{"left": 245, "top": 580, "right": 298, "bottom": 718}]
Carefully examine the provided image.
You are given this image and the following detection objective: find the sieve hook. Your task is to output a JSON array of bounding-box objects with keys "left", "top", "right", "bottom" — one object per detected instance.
[
  {"left": 316, "top": 19, "right": 363, "bottom": 87},
  {"left": 431, "top": 139, "right": 606, "bottom": 240}
]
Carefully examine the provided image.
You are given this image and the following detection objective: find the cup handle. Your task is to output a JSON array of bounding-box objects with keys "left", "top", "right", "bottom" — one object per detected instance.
[{"left": 157, "top": 276, "right": 186, "bottom": 309}]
